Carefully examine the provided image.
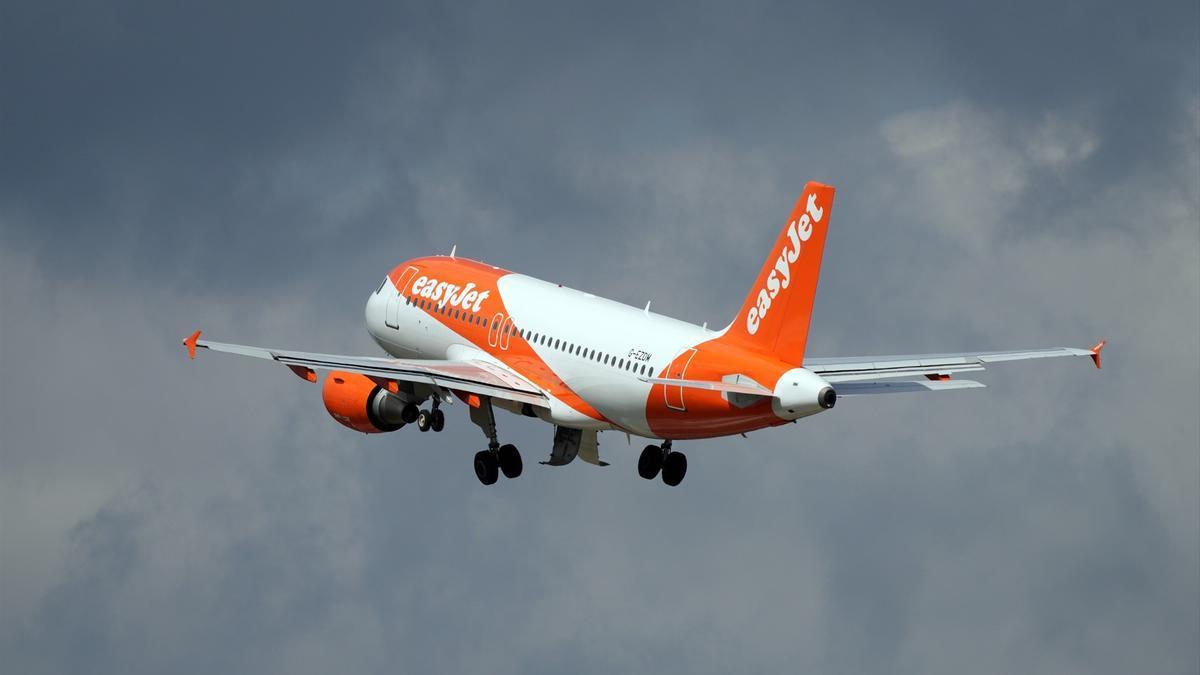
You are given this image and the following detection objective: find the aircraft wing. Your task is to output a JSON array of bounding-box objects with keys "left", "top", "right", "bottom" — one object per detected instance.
[
  {"left": 804, "top": 340, "right": 1106, "bottom": 395},
  {"left": 182, "top": 331, "right": 548, "bottom": 407}
]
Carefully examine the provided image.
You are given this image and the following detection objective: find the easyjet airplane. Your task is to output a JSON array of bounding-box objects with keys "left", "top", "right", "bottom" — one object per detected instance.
[{"left": 184, "top": 182, "right": 1105, "bottom": 487}]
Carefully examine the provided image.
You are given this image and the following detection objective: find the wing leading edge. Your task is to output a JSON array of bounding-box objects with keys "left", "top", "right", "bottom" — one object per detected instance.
[{"left": 183, "top": 331, "right": 548, "bottom": 408}]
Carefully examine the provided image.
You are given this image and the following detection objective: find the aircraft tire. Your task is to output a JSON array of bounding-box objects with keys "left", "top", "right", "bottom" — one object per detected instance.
[
  {"left": 474, "top": 450, "right": 499, "bottom": 485},
  {"left": 417, "top": 409, "right": 432, "bottom": 432},
  {"left": 431, "top": 409, "right": 445, "bottom": 432},
  {"left": 498, "top": 444, "right": 523, "bottom": 478},
  {"left": 661, "top": 452, "right": 687, "bottom": 487},
  {"left": 638, "top": 445, "right": 663, "bottom": 480}
]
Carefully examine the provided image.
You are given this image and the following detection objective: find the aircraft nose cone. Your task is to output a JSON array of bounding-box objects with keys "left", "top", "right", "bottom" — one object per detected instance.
[{"left": 365, "top": 286, "right": 385, "bottom": 333}]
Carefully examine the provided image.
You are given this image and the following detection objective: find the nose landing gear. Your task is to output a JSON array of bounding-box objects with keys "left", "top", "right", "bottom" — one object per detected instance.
[
  {"left": 416, "top": 401, "right": 446, "bottom": 432},
  {"left": 638, "top": 440, "right": 687, "bottom": 486}
]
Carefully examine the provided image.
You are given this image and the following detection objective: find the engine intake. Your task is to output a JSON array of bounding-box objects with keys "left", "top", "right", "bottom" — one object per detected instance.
[{"left": 322, "top": 371, "right": 408, "bottom": 433}]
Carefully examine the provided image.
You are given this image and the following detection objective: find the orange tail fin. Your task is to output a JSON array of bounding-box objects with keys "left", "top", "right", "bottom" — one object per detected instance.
[{"left": 721, "top": 181, "right": 835, "bottom": 365}]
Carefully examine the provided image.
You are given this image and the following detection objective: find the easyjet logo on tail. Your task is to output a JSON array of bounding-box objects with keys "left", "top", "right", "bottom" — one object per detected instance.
[{"left": 746, "top": 193, "right": 825, "bottom": 334}]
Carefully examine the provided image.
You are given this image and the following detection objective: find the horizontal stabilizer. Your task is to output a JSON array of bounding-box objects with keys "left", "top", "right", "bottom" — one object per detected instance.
[{"left": 836, "top": 379, "right": 986, "bottom": 396}]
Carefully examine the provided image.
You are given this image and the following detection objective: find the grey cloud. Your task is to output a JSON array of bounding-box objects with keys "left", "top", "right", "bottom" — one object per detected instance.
[{"left": 2, "top": 1, "right": 1197, "bottom": 674}]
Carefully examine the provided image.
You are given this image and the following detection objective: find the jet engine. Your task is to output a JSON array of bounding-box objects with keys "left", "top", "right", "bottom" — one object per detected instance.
[{"left": 322, "top": 371, "right": 411, "bottom": 433}]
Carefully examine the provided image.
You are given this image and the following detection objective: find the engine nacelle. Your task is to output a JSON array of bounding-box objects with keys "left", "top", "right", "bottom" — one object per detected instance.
[
  {"left": 771, "top": 368, "right": 836, "bottom": 421},
  {"left": 322, "top": 371, "right": 409, "bottom": 433}
]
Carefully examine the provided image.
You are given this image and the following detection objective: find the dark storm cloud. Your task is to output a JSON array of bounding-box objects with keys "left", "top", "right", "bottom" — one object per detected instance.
[
  {"left": 2, "top": 1, "right": 1197, "bottom": 674},
  {"left": 4, "top": 0, "right": 1193, "bottom": 295}
]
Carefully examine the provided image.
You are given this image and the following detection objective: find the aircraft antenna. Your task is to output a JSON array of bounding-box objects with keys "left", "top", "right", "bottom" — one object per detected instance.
[{"left": 450, "top": 244, "right": 457, "bottom": 258}]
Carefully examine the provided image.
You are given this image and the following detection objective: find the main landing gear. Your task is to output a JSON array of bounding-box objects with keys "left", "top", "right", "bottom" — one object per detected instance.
[
  {"left": 638, "top": 440, "right": 687, "bottom": 487},
  {"left": 469, "top": 396, "right": 522, "bottom": 485},
  {"left": 473, "top": 443, "right": 523, "bottom": 485}
]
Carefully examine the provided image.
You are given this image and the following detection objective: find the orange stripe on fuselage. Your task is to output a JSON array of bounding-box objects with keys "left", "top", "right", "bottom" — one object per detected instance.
[{"left": 388, "top": 257, "right": 609, "bottom": 423}]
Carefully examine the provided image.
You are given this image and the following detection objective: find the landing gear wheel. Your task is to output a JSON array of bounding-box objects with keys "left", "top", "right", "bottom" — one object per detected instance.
[
  {"left": 417, "top": 409, "right": 432, "bottom": 432},
  {"left": 401, "top": 403, "right": 420, "bottom": 424},
  {"left": 497, "top": 444, "right": 523, "bottom": 479},
  {"left": 661, "top": 452, "right": 687, "bottom": 487},
  {"left": 473, "top": 450, "right": 499, "bottom": 485},
  {"left": 638, "top": 445, "right": 664, "bottom": 480},
  {"left": 431, "top": 409, "right": 445, "bottom": 432}
]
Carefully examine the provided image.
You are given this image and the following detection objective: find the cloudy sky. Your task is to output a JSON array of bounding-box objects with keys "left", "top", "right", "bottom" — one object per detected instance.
[{"left": 2, "top": 1, "right": 1198, "bottom": 673}]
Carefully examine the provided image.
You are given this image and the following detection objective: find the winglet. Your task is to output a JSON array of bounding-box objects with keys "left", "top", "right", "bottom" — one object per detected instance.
[
  {"left": 183, "top": 330, "right": 202, "bottom": 360},
  {"left": 1089, "top": 339, "right": 1107, "bottom": 369}
]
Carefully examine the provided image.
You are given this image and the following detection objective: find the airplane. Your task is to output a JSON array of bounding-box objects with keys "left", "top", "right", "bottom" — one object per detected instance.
[{"left": 183, "top": 181, "right": 1105, "bottom": 487}]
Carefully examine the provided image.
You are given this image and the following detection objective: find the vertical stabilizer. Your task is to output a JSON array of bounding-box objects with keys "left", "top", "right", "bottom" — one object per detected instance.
[{"left": 721, "top": 181, "right": 835, "bottom": 365}]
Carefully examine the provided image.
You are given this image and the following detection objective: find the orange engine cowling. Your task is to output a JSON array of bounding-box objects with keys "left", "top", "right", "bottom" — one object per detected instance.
[{"left": 322, "top": 371, "right": 409, "bottom": 433}]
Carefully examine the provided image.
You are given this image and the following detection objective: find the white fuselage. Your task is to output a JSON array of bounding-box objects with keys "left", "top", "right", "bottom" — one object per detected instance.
[{"left": 365, "top": 272, "right": 714, "bottom": 437}]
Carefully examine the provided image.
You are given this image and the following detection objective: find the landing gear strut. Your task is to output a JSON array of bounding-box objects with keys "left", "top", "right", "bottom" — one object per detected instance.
[
  {"left": 468, "top": 396, "right": 522, "bottom": 485},
  {"left": 638, "top": 440, "right": 687, "bottom": 486}
]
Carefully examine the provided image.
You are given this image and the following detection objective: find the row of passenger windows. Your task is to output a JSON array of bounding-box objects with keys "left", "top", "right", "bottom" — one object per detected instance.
[
  {"left": 406, "top": 294, "right": 654, "bottom": 376},
  {"left": 516, "top": 327, "right": 654, "bottom": 376}
]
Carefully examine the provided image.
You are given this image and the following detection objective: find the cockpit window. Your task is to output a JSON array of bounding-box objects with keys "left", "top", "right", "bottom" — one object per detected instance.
[{"left": 376, "top": 277, "right": 387, "bottom": 294}]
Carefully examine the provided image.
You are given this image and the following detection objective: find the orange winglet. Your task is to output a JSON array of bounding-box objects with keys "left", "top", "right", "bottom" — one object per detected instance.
[
  {"left": 183, "top": 330, "right": 202, "bottom": 360},
  {"left": 1089, "top": 339, "right": 1107, "bottom": 369},
  {"left": 288, "top": 365, "right": 318, "bottom": 383}
]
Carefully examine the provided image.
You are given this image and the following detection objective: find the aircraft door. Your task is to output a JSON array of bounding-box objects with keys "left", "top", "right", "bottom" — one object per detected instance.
[
  {"left": 487, "top": 312, "right": 505, "bottom": 348},
  {"left": 498, "top": 316, "right": 515, "bottom": 350},
  {"left": 663, "top": 348, "right": 698, "bottom": 411}
]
